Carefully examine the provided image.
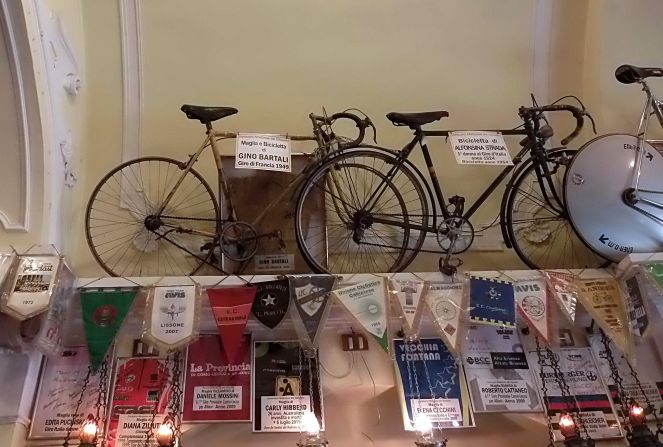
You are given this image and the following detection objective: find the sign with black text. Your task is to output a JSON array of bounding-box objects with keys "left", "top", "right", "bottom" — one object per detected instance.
[
  {"left": 449, "top": 131, "right": 512, "bottom": 165},
  {"left": 252, "top": 341, "right": 323, "bottom": 432},
  {"left": 462, "top": 325, "right": 541, "bottom": 412},
  {"left": 235, "top": 133, "right": 291, "bottom": 172}
]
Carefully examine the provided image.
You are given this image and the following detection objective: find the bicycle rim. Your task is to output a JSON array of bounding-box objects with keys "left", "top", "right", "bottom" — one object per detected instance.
[
  {"left": 85, "top": 157, "right": 219, "bottom": 276},
  {"left": 296, "top": 150, "right": 428, "bottom": 274},
  {"left": 505, "top": 150, "right": 608, "bottom": 269}
]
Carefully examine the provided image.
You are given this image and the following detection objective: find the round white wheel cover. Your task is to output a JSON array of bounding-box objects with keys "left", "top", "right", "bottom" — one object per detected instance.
[{"left": 565, "top": 134, "right": 663, "bottom": 261}]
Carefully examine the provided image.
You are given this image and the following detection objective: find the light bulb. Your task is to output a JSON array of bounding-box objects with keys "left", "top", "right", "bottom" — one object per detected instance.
[
  {"left": 558, "top": 413, "right": 577, "bottom": 438},
  {"left": 629, "top": 403, "right": 646, "bottom": 426},
  {"left": 155, "top": 416, "right": 176, "bottom": 447},
  {"left": 413, "top": 414, "right": 434, "bottom": 441},
  {"left": 78, "top": 414, "right": 98, "bottom": 445},
  {"left": 301, "top": 411, "right": 321, "bottom": 436}
]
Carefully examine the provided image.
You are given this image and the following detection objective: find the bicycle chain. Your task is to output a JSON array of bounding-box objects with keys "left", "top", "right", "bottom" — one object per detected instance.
[{"left": 358, "top": 240, "right": 449, "bottom": 255}]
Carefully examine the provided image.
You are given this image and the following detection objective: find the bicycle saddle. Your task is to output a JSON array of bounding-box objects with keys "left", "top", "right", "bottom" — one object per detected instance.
[
  {"left": 615, "top": 64, "right": 663, "bottom": 84},
  {"left": 181, "top": 104, "right": 238, "bottom": 123},
  {"left": 386, "top": 111, "right": 449, "bottom": 127}
]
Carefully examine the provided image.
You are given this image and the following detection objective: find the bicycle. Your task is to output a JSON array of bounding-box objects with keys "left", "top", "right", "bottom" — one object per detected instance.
[
  {"left": 85, "top": 104, "right": 374, "bottom": 277},
  {"left": 295, "top": 102, "right": 608, "bottom": 274},
  {"left": 565, "top": 64, "right": 663, "bottom": 262}
]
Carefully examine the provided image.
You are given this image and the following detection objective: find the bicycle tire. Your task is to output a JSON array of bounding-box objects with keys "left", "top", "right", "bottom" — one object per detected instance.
[
  {"left": 85, "top": 156, "right": 219, "bottom": 276},
  {"left": 504, "top": 149, "right": 608, "bottom": 269},
  {"left": 295, "top": 149, "right": 429, "bottom": 274}
]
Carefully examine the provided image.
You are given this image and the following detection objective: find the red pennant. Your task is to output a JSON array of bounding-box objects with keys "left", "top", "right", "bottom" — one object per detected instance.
[{"left": 208, "top": 286, "right": 256, "bottom": 364}]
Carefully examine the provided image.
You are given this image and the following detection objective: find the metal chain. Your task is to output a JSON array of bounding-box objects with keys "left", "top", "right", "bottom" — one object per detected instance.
[
  {"left": 95, "top": 357, "right": 110, "bottom": 447},
  {"left": 360, "top": 240, "right": 449, "bottom": 255},
  {"left": 169, "top": 350, "right": 184, "bottom": 444},
  {"left": 313, "top": 350, "right": 324, "bottom": 430},
  {"left": 535, "top": 336, "right": 558, "bottom": 447},
  {"left": 625, "top": 352, "right": 662, "bottom": 428},
  {"left": 144, "top": 354, "right": 172, "bottom": 447},
  {"left": 62, "top": 365, "right": 93, "bottom": 447},
  {"left": 599, "top": 330, "right": 630, "bottom": 426},
  {"left": 298, "top": 344, "right": 304, "bottom": 435}
]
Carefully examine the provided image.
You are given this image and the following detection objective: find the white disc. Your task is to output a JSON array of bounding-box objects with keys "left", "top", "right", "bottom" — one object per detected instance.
[{"left": 565, "top": 134, "right": 663, "bottom": 261}]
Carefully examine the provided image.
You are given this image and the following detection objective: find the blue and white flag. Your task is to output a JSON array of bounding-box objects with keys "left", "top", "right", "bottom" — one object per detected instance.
[{"left": 468, "top": 276, "right": 515, "bottom": 327}]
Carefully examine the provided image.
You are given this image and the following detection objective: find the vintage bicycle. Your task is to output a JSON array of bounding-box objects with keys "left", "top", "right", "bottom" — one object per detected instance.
[
  {"left": 85, "top": 105, "right": 374, "bottom": 277},
  {"left": 295, "top": 102, "right": 608, "bottom": 274},
  {"left": 565, "top": 64, "right": 663, "bottom": 262}
]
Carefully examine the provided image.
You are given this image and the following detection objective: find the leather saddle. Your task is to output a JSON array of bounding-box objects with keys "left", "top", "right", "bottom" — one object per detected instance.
[
  {"left": 386, "top": 111, "right": 449, "bottom": 127},
  {"left": 181, "top": 104, "right": 238, "bottom": 123},
  {"left": 615, "top": 64, "right": 663, "bottom": 84}
]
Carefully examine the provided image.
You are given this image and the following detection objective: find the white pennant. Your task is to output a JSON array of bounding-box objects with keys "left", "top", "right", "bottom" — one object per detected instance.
[
  {"left": 426, "top": 281, "right": 465, "bottom": 355},
  {"left": 4, "top": 255, "right": 61, "bottom": 320},
  {"left": 332, "top": 277, "right": 390, "bottom": 353},
  {"left": 390, "top": 279, "right": 429, "bottom": 335},
  {"left": 144, "top": 284, "right": 199, "bottom": 351},
  {"left": 514, "top": 277, "right": 552, "bottom": 343}
]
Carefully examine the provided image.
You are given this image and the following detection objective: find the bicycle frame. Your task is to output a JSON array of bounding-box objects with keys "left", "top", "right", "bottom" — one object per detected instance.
[
  {"left": 632, "top": 81, "right": 663, "bottom": 203},
  {"left": 366, "top": 127, "right": 560, "bottom": 236}
]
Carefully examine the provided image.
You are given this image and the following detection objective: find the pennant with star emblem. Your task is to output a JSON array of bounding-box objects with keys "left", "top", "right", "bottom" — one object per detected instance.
[
  {"left": 390, "top": 279, "right": 429, "bottom": 336},
  {"left": 252, "top": 278, "right": 290, "bottom": 329},
  {"left": 575, "top": 277, "right": 631, "bottom": 356},
  {"left": 81, "top": 288, "right": 137, "bottom": 371},
  {"left": 143, "top": 284, "right": 200, "bottom": 351},
  {"left": 289, "top": 275, "right": 337, "bottom": 349},
  {"left": 208, "top": 286, "right": 257, "bottom": 364},
  {"left": 332, "top": 277, "right": 390, "bottom": 353},
  {"left": 468, "top": 276, "right": 515, "bottom": 327},
  {"left": 426, "top": 281, "right": 466, "bottom": 355}
]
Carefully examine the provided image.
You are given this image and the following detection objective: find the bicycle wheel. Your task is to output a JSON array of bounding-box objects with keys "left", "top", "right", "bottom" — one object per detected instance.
[
  {"left": 295, "top": 149, "right": 429, "bottom": 274},
  {"left": 504, "top": 149, "right": 608, "bottom": 269},
  {"left": 86, "top": 156, "right": 219, "bottom": 276}
]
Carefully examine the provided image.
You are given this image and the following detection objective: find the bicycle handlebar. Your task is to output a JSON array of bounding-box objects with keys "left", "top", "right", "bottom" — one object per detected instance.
[
  {"left": 309, "top": 111, "right": 376, "bottom": 148},
  {"left": 519, "top": 104, "right": 586, "bottom": 146}
]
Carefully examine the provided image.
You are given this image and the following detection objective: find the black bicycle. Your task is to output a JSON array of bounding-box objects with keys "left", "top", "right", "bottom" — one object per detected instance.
[{"left": 295, "top": 102, "right": 608, "bottom": 274}]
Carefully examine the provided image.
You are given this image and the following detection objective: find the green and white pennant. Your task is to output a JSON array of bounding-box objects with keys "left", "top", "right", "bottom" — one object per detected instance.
[{"left": 332, "top": 277, "right": 390, "bottom": 353}]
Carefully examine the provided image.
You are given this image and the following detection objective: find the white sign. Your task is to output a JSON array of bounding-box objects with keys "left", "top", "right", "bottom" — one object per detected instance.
[
  {"left": 260, "top": 395, "right": 311, "bottom": 432},
  {"left": 476, "top": 379, "right": 531, "bottom": 408},
  {"left": 115, "top": 413, "right": 164, "bottom": 447},
  {"left": 449, "top": 131, "right": 513, "bottom": 165},
  {"left": 254, "top": 254, "right": 295, "bottom": 272},
  {"left": 410, "top": 399, "right": 462, "bottom": 423},
  {"left": 193, "top": 386, "right": 242, "bottom": 411},
  {"left": 235, "top": 133, "right": 291, "bottom": 172},
  {"left": 391, "top": 279, "right": 428, "bottom": 334}
]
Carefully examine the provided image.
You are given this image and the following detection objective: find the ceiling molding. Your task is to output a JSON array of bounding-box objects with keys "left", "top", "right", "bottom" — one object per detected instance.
[
  {"left": 0, "top": 0, "right": 32, "bottom": 232},
  {"left": 119, "top": 0, "right": 142, "bottom": 163}
]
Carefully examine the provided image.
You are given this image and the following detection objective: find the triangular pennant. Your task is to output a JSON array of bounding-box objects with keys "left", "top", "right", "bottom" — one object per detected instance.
[
  {"left": 81, "top": 288, "right": 137, "bottom": 371},
  {"left": 468, "top": 276, "right": 515, "bottom": 327},
  {"left": 426, "top": 281, "right": 465, "bottom": 355},
  {"left": 289, "top": 275, "right": 336, "bottom": 348},
  {"left": 543, "top": 271, "right": 578, "bottom": 323},
  {"left": 143, "top": 284, "right": 200, "bottom": 351},
  {"left": 252, "top": 279, "right": 290, "bottom": 329},
  {"left": 3, "top": 255, "right": 61, "bottom": 321},
  {"left": 514, "top": 277, "right": 554, "bottom": 344},
  {"left": 390, "top": 279, "right": 429, "bottom": 335},
  {"left": 208, "top": 286, "right": 256, "bottom": 364},
  {"left": 332, "top": 277, "right": 390, "bottom": 353},
  {"left": 574, "top": 277, "right": 631, "bottom": 356}
]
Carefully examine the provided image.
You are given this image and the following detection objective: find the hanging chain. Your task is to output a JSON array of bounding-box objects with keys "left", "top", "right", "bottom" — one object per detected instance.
[
  {"left": 169, "top": 350, "right": 184, "bottom": 444},
  {"left": 144, "top": 354, "right": 172, "bottom": 447},
  {"left": 624, "top": 351, "right": 662, "bottom": 430},
  {"left": 298, "top": 344, "right": 305, "bottom": 435},
  {"left": 599, "top": 330, "right": 630, "bottom": 427},
  {"left": 95, "top": 357, "right": 110, "bottom": 447},
  {"left": 313, "top": 349, "right": 324, "bottom": 430},
  {"left": 62, "top": 365, "right": 93, "bottom": 447},
  {"left": 535, "top": 336, "right": 558, "bottom": 447}
]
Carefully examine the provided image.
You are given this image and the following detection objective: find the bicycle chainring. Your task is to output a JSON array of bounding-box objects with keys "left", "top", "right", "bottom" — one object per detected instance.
[
  {"left": 220, "top": 221, "right": 258, "bottom": 262},
  {"left": 437, "top": 217, "right": 474, "bottom": 254}
]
